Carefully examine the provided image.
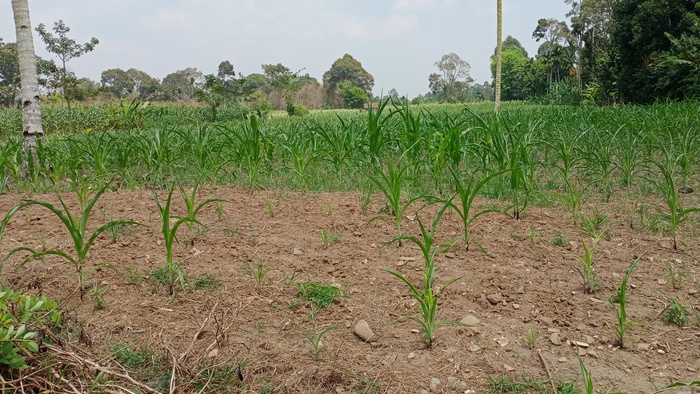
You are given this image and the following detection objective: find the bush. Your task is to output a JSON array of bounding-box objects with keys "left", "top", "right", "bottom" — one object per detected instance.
[{"left": 286, "top": 103, "right": 309, "bottom": 117}]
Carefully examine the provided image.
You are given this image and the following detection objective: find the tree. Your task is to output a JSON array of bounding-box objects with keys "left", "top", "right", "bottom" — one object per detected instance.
[
  {"left": 610, "top": 0, "right": 700, "bottom": 103},
  {"left": 12, "top": 0, "right": 43, "bottom": 168},
  {"left": 196, "top": 61, "right": 246, "bottom": 121},
  {"left": 323, "top": 54, "right": 374, "bottom": 107},
  {"left": 161, "top": 67, "right": 202, "bottom": 101},
  {"left": 431, "top": 53, "right": 473, "bottom": 103},
  {"left": 495, "top": 0, "right": 503, "bottom": 112},
  {"left": 100, "top": 68, "right": 132, "bottom": 98},
  {"left": 339, "top": 82, "right": 368, "bottom": 108},
  {"left": 0, "top": 39, "right": 20, "bottom": 107},
  {"left": 491, "top": 47, "right": 531, "bottom": 101},
  {"left": 35, "top": 20, "right": 98, "bottom": 108},
  {"left": 262, "top": 63, "right": 306, "bottom": 112}
]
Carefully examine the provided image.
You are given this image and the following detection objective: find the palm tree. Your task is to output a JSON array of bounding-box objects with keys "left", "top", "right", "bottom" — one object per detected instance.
[
  {"left": 12, "top": 0, "right": 44, "bottom": 169},
  {"left": 494, "top": 0, "right": 503, "bottom": 113}
]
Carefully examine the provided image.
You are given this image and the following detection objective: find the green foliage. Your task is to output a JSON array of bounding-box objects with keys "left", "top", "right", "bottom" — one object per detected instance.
[
  {"left": 242, "top": 260, "right": 273, "bottom": 288},
  {"left": 192, "top": 273, "right": 221, "bottom": 292},
  {"left": 666, "top": 261, "right": 685, "bottom": 289},
  {"left": 286, "top": 103, "right": 309, "bottom": 116},
  {"left": 0, "top": 287, "right": 61, "bottom": 370},
  {"left": 319, "top": 229, "right": 340, "bottom": 249},
  {"left": 106, "top": 98, "right": 151, "bottom": 130},
  {"left": 323, "top": 54, "right": 374, "bottom": 107},
  {"left": 296, "top": 282, "right": 341, "bottom": 308},
  {"left": 339, "top": 82, "right": 367, "bottom": 109},
  {"left": 111, "top": 343, "right": 153, "bottom": 370}
]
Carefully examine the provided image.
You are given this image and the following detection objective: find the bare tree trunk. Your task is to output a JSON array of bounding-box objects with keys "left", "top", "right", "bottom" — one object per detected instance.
[
  {"left": 494, "top": 0, "right": 503, "bottom": 113},
  {"left": 12, "top": 0, "right": 44, "bottom": 171}
]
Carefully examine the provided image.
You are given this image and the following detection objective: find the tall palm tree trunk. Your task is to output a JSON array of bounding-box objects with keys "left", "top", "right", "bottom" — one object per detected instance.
[
  {"left": 494, "top": 0, "right": 503, "bottom": 113},
  {"left": 12, "top": 0, "right": 44, "bottom": 171}
]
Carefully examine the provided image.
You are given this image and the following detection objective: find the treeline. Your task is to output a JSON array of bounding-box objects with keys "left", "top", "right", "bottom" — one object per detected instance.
[{"left": 484, "top": 0, "right": 700, "bottom": 105}]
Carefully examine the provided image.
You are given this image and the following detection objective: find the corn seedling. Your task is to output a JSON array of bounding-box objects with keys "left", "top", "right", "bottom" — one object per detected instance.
[
  {"left": 368, "top": 155, "right": 421, "bottom": 245},
  {"left": 666, "top": 262, "right": 685, "bottom": 289},
  {"left": 303, "top": 312, "right": 336, "bottom": 360},
  {"left": 444, "top": 167, "right": 508, "bottom": 252},
  {"left": 3, "top": 182, "right": 139, "bottom": 299},
  {"left": 608, "top": 255, "right": 643, "bottom": 348},
  {"left": 645, "top": 156, "right": 700, "bottom": 249},
  {"left": 524, "top": 328, "right": 540, "bottom": 349},
  {"left": 662, "top": 297, "right": 688, "bottom": 326},
  {"left": 242, "top": 260, "right": 274, "bottom": 287},
  {"left": 319, "top": 230, "right": 340, "bottom": 249},
  {"left": 569, "top": 235, "right": 603, "bottom": 294},
  {"left": 267, "top": 201, "right": 276, "bottom": 217},
  {"left": 577, "top": 348, "right": 594, "bottom": 394},
  {"left": 384, "top": 201, "right": 463, "bottom": 348},
  {"left": 152, "top": 182, "right": 224, "bottom": 297}
]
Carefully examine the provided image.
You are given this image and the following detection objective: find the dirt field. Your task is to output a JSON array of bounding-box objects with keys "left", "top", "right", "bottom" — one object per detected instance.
[{"left": 1, "top": 186, "right": 699, "bottom": 393}]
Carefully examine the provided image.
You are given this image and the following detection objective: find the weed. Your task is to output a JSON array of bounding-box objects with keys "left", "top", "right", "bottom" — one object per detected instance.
[
  {"left": 87, "top": 283, "right": 107, "bottom": 310},
  {"left": 609, "top": 255, "right": 643, "bottom": 348},
  {"left": 662, "top": 297, "right": 688, "bottom": 326},
  {"left": 124, "top": 267, "right": 143, "bottom": 285},
  {"left": 192, "top": 273, "right": 221, "bottom": 292},
  {"left": 215, "top": 201, "right": 226, "bottom": 220},
  {"left": 569, "top": 235, "right": 602, "bottom": 294},
  {"left": 296, "top": 282, "right": 341, "bottom": 308},
  {"left": 666, "top": 262, "right": 685, "bottom": 289},
  {"left": 579, "top": 207, "right": 611, "bottom": 240},
  {"left": 303, "top": 312, "right": 336, "bottom": 360},
  {"left": 111, "top": 343, "right": 152, "bottom": 370},
  {"left": 267, "top": 201, "right": 277, "bottom": 217},
  {"left": 552, "top": 231, "right": 567, "bottom": 247},
  {"left": 524, "top": 328, "right": 540, "bottom": 349},
  {"left": 529, "top": 228, "right": 536, "bottom": 245},
  {"left": 326, "top": 202, "right": 333, "bottom": 216},
  {"left": 320, "top": 229, "right": 340, "bottom": 249},
  {"left": 195, "top": 363, "right": 243, "bottom": 393},
  {"left": 358, "top": 191, "right": 372, "bottom": 213},
  {"left": 242, "top": 260, "right": 274, "bottom": 287}
]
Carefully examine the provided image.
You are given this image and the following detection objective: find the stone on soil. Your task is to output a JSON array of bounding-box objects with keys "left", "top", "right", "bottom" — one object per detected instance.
[
  {"left": 447, "top": 376, "right": 468, "bottom": 391},
  {"left": 550, "top": 332, "right": 562, "bottom": 346},
  {"left": 353, "top": 319, "right": 374, "bottom": 342},
  {"left": 460, "top": 315, "right": 480, "bottom": 326},
  {"left": 429, "top": 377, "right": 441, "bottom": 391}
]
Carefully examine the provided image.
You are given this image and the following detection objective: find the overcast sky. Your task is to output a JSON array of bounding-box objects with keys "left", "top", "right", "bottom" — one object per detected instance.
[{"left": 1, "top": 0, "right": 571, "bottom": 98}]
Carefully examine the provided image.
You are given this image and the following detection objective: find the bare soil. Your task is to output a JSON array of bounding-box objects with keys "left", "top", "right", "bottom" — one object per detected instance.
[{"left": 1, "top": 186, "right": 699, "bottom": 393}]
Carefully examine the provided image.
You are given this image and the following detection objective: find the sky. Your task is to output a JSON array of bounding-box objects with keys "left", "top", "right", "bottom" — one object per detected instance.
[{"left": 1, "top": 0, "right": 571, "bottom": 98}]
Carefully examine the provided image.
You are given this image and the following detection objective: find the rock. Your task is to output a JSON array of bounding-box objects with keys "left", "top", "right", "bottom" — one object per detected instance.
[
  {"left": 658, "top": 278, "right": 667, "bottom": 285},
  {"left": 353, "top": 320, "right": 375, "bottom": 342},
  {"left": 382, "top": 354, "right": 398, "bottom": 366},
  {"left": 585, "top": 335, "right": 595, "bottom": 344},
  {"left": 461, "top": 315, "right": 480, "bottom": 326},
  {"left": 487, "top": 293, "right": 504, "bottom": 305},
  {"left": 207, "top": 348, "right": 219, "bottom": 358},
  {"left": 513, "top": 303, "right": 520, "bottom": 309},
  {"left": 469, "top": 345, "right": 481, "bottom": 352},
  {"left": 495, "top": 336, "right": 510, "bottom": 347},
  {"left": 429, "top": 377, "right": 441, "bottom": 391},
  {"left": 689, "top": 289, "right": 698, "bottom": 295},
  {"left": 550, "top": 333, "right": 562, "bottom": 346},
  {"left": 578, "top": 349, "right": 588, "bottom": 356},
  {"left": 587, "top": 350, "right": 598, "bottom": 358},
  {"left": 571, "top": 341, "right": 589, "bottom": 348},
  {"left": 540, "top": 316, "right": 554, "bottom": 326},
  {"left": 445, "top": 252, "right": 456, "bottom": 259},
  {"left": 637, "top": 343, "right": 650, "bottom": 351},
  {"left": 558, "top": 357, "right": 567, "bottom": 363},
  {"left": 657, "top": 349, "right": 666, "bottom": 354},
  {"left": 447, "top": 377, "right": 468, "bottom": 391},
  {"left": 504, "top": 364, "right": 515, "bottom": 371},
  {"left": 293, "top": 247, "right": 303, "bottom": 255}
]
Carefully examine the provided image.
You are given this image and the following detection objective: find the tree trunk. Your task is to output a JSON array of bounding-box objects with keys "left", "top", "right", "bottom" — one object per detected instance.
[
  {"left": 12, "top": 0, "right": 44, "bottom": 169},
  {"left": 494, "top": 0, "right": 503, "bottom": 113}
]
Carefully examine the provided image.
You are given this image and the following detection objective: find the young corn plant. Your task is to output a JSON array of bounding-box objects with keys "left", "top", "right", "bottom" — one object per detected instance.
[
  {"left": 368, "top": 156, "right": 421, "bottom": 245},
  {"left": 152, "top": 183, "right": 225, "bottom": 297},
  {"left": 645, "top": 156, "right": 700, "bottom": 249},
  {"left": 569, "top": 235, "right": 602, "bottom": 294},
  {"left": 303, "top": 312, "right": 336, "bottom": 360},
  {"left": 444, "top": 167, "right": 508, "bottom": 252},
  {"left": 3, "top": 182, "right": 138, "bottom": 299},
  {"left": 384, "top": 201, "right": 463, "bottom": 348},
  {"left": 608, "top": 255, "right": 643, "bottom": 348}
]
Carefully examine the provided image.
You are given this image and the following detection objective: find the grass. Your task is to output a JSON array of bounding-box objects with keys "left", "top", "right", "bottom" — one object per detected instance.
[
  {"left": 662, "top": 297, "right": 688, "bottom": 326},
  {"left": 296, "top": 281, "right": 341, "bottom": 308}
]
